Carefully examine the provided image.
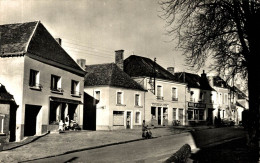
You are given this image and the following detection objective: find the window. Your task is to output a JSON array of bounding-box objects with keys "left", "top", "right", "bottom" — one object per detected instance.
[
  {"left": 194, "top": 109, "right": 204, "bottom": 120},
  {"left": 187, "top": 109, "right": 193, "bottom": 120},
  {"left": 135, "top": 94, "right": 140, "bottom": 106},
  {"left": 0, "top": 115, "right": 5, "bottom": 134},
  {"left": 199, "top": 92, "right": 204, "bottom": 101},
  {"left": 71, "top": 80, "right": 80, "bottom": 96},
  {"left": 173, "top": 108, "right": 177, "bottom": 120},
  {"left": 117, "top": 92, "right": 123, "bottom": 104},
  {"left": 210, "top": 94, "right": 213, "bottom": 103},
  {"left": 219, "top": 93, "right": 222, "bottom": 104},
  {"left": 135, "top": 112, "right": 141, "bottom": 124},
  {"left": 156, "top": 85, "right": 163, "bottom": 100},
  {"left": 172, "top": 87, "right": 178, "bottom": 101},
  {"left": 51, "top": 75, "right": 62, "bottom": 93},
  {"left": 224, "top": 94, "right": 228, "bottom": 104},
  {"left": 113, "top": 111, "right": 124, "bottom": 126},
  {"left": 190, "top": 91, "right": 194, "bottom": 101},
  {"left": 29, "top": 69, "right": 41, "bottom": 89},
  {"left": 95, "top": 91, "right": 100, "bottom": 101},
  {"left": 151, "top": 107, "right": 156, "bottom": 119}
]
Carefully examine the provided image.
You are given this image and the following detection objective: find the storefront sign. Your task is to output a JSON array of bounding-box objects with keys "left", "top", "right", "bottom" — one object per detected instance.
[
  {"left": 151, "top": 103, "right": 169, "bottom": 107},
  {"left": 188, "top": 102, "right": 206, "bottom": 108}
]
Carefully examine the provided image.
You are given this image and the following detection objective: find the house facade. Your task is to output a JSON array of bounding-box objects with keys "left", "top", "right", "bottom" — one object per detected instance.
[
  {"left": 84, "top": 52, "right": 146, "bottom": 130},
  {"left": 175, "top": 71, "right": 216, "bottom": 125},
  {"left": 0, "top": 84, "right": 18, "bottom": 144},
  {"left": 124, "top": 55, "right": 187, "bottom": 126},
  {"left": 0, "top": 21, "right": 85, "bottom": 141},
  {"left": 208, "top": 76, "right": 249, "bottom": 124}
]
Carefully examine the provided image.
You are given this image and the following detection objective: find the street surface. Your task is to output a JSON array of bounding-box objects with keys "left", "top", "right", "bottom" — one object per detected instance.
[
  {"left": 26, "top": 127, "right": 246, "bottom": 163},
  {"left": 28, "top": 133, "right": 196, "bottom": 163}
]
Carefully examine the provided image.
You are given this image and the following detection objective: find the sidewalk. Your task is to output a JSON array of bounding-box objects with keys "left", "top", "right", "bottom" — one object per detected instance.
[{"left": 0, "top": 127, "right": 189, "bottom": 162}]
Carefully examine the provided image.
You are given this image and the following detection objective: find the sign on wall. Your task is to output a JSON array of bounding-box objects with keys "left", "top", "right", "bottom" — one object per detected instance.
[{"left": 151, "top": 103, "right": 169, "bottom": 107}]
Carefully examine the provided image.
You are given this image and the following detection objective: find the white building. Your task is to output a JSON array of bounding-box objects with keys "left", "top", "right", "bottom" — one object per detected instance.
[{"left": 0, "top": 21, "right": 85, "bottom": 141}]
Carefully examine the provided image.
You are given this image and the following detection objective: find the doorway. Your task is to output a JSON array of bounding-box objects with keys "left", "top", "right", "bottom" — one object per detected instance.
[
  {"left": 208, "top": 109, "right": 213, "bottom": 125},
  {"left": 126, "top": 111, "right": 131, "bottom": 129},
  {"left": 178, "top": 108, "right": 184, "bottom": 125},
  {"left": 24, "top": 105, "right": 41, "bottom": 136},
  {"left": 158, "top": 107, "right": 161, "bottom": 125}
]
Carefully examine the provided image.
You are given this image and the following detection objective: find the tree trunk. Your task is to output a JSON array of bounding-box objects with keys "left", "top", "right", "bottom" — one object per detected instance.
[{"left": 247, "top": 40, "right": 260, "bottom": 160}]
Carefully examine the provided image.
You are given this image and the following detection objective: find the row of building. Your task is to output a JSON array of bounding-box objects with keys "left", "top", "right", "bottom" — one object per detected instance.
[{"left": 0, "top": 21, "right": 248, "bottom": 142}]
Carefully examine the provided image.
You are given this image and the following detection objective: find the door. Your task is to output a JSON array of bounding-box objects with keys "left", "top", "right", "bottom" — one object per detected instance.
[
  {"left": 126, "top": 111, "right": 131, "bottom": 129},
  {"left": 24, "top": 105, "right": 41, "bottom": 136},
  {"left": 178, "top": 108, "right": 184, "bottom": 125},
  {"left": 208, "top": 109, "right": 213, "bottom": 125},
  {"left": 158, "top": 107, "right": 161, "bottom": 125}
]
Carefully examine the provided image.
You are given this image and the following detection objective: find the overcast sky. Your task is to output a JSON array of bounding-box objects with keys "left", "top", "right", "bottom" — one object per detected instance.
[{"left": 0, "top": 0, "right": 208, "bottom": 74}]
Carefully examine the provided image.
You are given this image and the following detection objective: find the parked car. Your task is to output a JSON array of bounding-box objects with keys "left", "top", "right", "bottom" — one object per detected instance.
[{"left": 221, "top": 118, "right": 235, "bottom": 126}]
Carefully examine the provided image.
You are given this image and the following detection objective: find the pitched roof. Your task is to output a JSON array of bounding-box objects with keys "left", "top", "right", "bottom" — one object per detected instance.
[
  {"left": 124, "top": 55, "right": 182, "bottom": 82},
  {"left": 175, "top": 72, "right": 215, "bottom": 91},
  {"left": 0, "top": 21, "right": 85, "bottom": 76},
  {"left": 0, "top": 83, "right": 15, "bottom": 102},
  {"left": 84, "top": 63, "right": 145, "bottom": 91}
]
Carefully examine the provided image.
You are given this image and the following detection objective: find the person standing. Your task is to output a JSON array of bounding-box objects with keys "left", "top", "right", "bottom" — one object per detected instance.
[
  {"left": 65, "top": 114, "right": 70, "bottom": 130},
  {"left": 142, "top": 120, "right": 147, "bottom": 138}
]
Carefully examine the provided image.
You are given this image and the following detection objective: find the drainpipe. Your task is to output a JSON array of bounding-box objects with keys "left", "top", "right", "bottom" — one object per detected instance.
[{"left": 144, "top": 90, "right": 146, "bottom": 122}]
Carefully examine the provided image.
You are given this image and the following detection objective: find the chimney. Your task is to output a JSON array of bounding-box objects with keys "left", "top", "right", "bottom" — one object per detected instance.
[
  {"left": 77, "top": 59, "right": 86, "bottom": 70},
  {"left": 201, "top": 70, "right": 207, "bottom": 78},
  {"left": 115, "top": 50, "right": 124, "bottom": 70},
  {"left": 167, "top": 67, "right": 174, "bottom": 75},
  {"left": 55, "top": 38, "right": 62, "bottom": 46}
]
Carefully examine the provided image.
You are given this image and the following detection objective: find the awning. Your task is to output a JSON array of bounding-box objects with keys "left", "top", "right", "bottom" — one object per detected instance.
[{"left": 50, "top": 97, "right": 83, "bottom": 104}]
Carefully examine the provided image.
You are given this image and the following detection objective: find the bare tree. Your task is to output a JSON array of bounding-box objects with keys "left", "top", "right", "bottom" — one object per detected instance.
[{"left": 160, "top": 0, "right": 259, "bottom": 151}]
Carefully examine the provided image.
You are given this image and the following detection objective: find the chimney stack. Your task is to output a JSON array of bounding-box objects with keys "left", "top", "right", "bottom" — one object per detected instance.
[
  {"left": 77, "top": 59, "right": 86, "bottom": 70},
  {"left": 167, "top": 67, "right": 174, "bottom": 75},
  {"left": 115, "top": 50, "right": 124, "bottom": 71},
  {"left": 201, "top": 70, "right": 207, "bottom": 78},
  {"left": 55, "top": 38, "right": 62, "bottom": 46}
]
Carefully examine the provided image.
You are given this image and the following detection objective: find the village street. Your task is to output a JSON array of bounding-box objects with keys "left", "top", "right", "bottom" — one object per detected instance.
[
  {"left": 0, "top": 126, "right": 246, "bottom": 163},
  {"left": 26, "top": 127, "right": 246, "bottom": 163}
]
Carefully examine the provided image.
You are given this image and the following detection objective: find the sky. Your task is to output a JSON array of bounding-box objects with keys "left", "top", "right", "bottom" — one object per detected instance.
[{"left": 0, "top": 0, "right": 209, "bottom": 74}]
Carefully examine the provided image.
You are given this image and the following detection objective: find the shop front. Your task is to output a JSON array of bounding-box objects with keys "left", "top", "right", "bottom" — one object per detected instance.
[
  {"left": 187, "top": 102, "right": 206, "bottom": 126},
  {"left": 48, "top": 97, "right": 82, "bottom": 131},
  {"left": 150, "top": 103, "right": 168, "bottom": 126}
]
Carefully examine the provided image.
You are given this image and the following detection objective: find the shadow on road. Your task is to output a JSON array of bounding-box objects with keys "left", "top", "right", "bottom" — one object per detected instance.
[{"left": 190, "top": 138, "right": 258, "bottom": 163}]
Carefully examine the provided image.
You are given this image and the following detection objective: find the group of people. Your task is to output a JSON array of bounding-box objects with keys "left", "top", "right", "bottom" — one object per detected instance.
[{"left": 59, "top": 114, "right": 81, "bottom": 132}]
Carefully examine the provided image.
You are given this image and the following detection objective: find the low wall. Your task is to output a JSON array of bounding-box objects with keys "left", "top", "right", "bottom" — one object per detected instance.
[{"left": 163, "top": 144, "right": 191, "bottom": 163}]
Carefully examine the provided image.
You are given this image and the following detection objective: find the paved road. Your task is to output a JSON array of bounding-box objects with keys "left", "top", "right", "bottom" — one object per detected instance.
[{"left": 25, "top": 127, "right": 246, "bottom": 163}]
